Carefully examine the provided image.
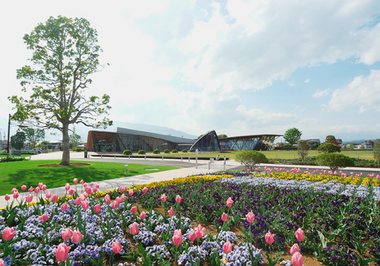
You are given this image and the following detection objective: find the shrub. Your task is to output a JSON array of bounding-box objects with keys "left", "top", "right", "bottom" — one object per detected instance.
[
  {"left": 164, "top": 149, "right": 170, "bottom": 154},
  {"left": 189, "top": 148, "right": 194, "bottom": 152},
  {"left": 297, "top": 140, "right": 309, "bottom": 161},
  {"left": 317, "top": 143, "right": 341, "bottom": 154},
  {"left": 153, "top": 149, "right": 160, "bottom": 154},
  {"left": 235, "top": 150, "right": 268, "bottom": 171},
  {"left": 0, "top": 150, "right": 7, "bottom": 155},
  {"left": 123, "top": 149, "right": 132, "bottom": 155},
  {"left": 137, "top": 150, "right": 146, "bottom": 155},
  {"left": 182, "top": 149, "right": 187, "bottom": 153},
  {"left": 374, "top": 139, "right": 380, "bottom": 161},
  {"left": 0, "top": 157, "right": 25, "bottom": 162},
  {"left": 316, "top": 153, "right": 354, "bottom": 172},
  {"left": 172, "top": 149, "right": 178, "bottom": 153},
  {"left": 75, "top": 148, "right": 85, "bottom": 152}
]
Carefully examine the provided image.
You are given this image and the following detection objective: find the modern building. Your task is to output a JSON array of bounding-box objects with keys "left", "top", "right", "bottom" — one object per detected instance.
[{"left": 87, "top": 127, "right": 281, "bottom": 152}]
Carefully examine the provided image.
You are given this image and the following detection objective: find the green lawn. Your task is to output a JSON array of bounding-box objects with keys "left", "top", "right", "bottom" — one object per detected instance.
[
  {"left": 129, "top": 149, "right": 375, "bottom": 160},
  {"left": 0, "top": 160, "right": 178, "bottom": 195}
]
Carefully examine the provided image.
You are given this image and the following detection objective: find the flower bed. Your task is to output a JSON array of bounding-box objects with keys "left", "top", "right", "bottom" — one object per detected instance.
[{"left": 1, "top": 171, "right": 380, "bottom": 265}]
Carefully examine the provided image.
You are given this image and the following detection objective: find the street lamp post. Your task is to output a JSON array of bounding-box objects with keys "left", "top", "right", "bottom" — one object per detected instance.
[{"left": 7, "top": 114, "right": 11, "bottom": 159}]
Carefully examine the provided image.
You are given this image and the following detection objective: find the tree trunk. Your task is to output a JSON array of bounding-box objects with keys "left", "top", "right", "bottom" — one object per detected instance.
[{"left": 60, "top": 122, "right": 71, "bottom": 166}]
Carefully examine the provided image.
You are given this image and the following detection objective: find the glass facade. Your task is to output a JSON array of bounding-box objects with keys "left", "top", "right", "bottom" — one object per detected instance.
[
  {"left": 219, "top": 135, "right": 279, "bottom": 151},
  {"left": 190, "top": 130, "right": 221, "bottom": 152}
]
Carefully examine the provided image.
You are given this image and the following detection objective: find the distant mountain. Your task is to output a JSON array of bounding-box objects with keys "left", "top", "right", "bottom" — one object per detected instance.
[{"left": 343, "top": 139, "right": 376, "bottom": 144}]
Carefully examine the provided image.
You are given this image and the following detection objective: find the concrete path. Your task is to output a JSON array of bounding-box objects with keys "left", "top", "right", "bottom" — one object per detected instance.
[{"left": 0, "top": 151, "right": 241, "bottom": 209}]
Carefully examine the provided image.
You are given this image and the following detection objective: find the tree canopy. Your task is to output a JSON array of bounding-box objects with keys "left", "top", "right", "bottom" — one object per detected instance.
[
  {"left": 325, "top": 135, "right": 336, "bottom": 144},
  {"left": 22, "top": 128, "right": 45, "bottom": 147},
  {"left": 8, "top": 16, "right": 112, "bottom": 165},
  {"left": 283, "top": 128, "right": 302, "bottom": 146},
  {"left": 11, "top": 131, "right": 26, "bottom": 150}
]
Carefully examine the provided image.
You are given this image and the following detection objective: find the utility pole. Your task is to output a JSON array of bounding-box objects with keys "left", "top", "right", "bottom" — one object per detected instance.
[{"left": 7, "top": 114, "right": 11, "bottom": 158}]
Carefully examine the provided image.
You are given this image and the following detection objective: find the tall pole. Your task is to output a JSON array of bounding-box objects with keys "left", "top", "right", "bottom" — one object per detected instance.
[{"left": 7, "top": 114, "right": 11, "bottom": 158}]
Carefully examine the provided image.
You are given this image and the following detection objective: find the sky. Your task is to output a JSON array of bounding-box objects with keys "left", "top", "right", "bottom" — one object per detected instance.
[{"left": 0, "top": 0, "right": 380, "bottom": 144}]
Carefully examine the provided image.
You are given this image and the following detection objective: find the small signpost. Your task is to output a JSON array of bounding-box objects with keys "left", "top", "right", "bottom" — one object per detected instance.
[
  {"left": 195, "top": 149, "right": 198, "bottom": 169},
  {"left": 124, "top": 164, "right": 129, "bottom": 175}
]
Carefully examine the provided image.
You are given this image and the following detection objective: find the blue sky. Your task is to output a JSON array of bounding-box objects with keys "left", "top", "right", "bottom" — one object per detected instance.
[{"left": 0, "top": 0, "right": 379, "bottom": 143}]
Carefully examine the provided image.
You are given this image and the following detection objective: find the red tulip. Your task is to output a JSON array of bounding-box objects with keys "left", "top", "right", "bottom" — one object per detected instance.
[
  {"left": 221, "top": 213, "right": 228, "bottom": 222},
  {"left": 55, "top": 243, "right": 70, "bottom": 262},
  {"left": 4, "top": 194, "right": 10, "bottom": 201},
  {"left": 176, "top": 195, "right": 182, "bottom": 203},
  {"left": 246, "top": 212, "right": 255, "bottom": 223},
  {"left": 61, "top": 202, "right": 68, "bottom": 211},
  {"left": 129, "top": 189, "right": 134, "bottom": 196},
  {"left": 61, "top": 228, "right": 73, "bottom": 241},
  {"left": 94, "top": 204, "right": 101, "bottom": 213},
  {"left": 140, "top": 212, "right": 146, "bottom": 219},
  {"left": 52, "top": 194, "right": 58, "bottom": 202},
  {"left": 292, "top": 252, "right": 303, "bottom": 266},
  {"left": 2, "top": 227, "right": 15, "bottom": 240},
  {"left": 295, "top": 228, "right": 305, "bottom": 242},
  {"left": 161, "top": 194, "right": 167, "bottom": 202},
  {"left": 42, "top": 185, "right": 47, "bottom": 191},
  {"left": 168, "top": 207, "right": 175, "bottom": 217},
  {"left": 226, "top": 197, "right": 234, "bottom": 207},
  {"left": 39, "top": 214, "right": 49, "bottom": 222},
  {"left": 188, "top": 231, "right": 196, "bottom": 242},
  {"left": 26, "top": 194, "right": 34, "bottom": 203},
  {"left": 21, "top": 185, "right": 27, "bottom": 190},
  {"left": 80, "top": 179, "right": 84, "bottom": 185},
  {"left": 223, "top": 240, "right": 233, "bottom": 253},
  {"left": 290, "top": 244, "right": 300, "bottom": 255},
  {"left": 172, "top": 229, "right": 182, "bottom": 246},
  {"left": 73, "top": 178, "right": 78, "bottom": 184},
  {"left": 11, "top": 188, "right": 18, "bottom": 194},
  {"left": 112, "top": 241, "right": 122, "bottom": 254},
  {"left": 265, "top": 231, "right": 275, "bottom": 244},
  {"left": 71, "top": 230, "right": 83, "bottom": 243},
  {"left": 130, "top": 222, "right": 139, "bottom": 235},
  {"left": 142, "top": 187, "right": 148, "bottom": 193},
  {"left": 34, "top": 187, "right": 40, "bottom": 194},
  {"left": 131, "top": 206, "right": 137, "bottom": 214},
  {"left": 13, "top": 192, "right": 19, "bottom": 199},
  {"left": 38, "top": 182, "right": 43, "bottom": 188}
]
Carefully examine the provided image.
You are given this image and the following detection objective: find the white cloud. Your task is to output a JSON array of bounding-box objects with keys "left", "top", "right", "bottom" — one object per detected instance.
[
  {"left": 304, "top": 79, "right": 310, "bottom": 83},
  {"left": 288, "top": 81, "right": 295, "bottom": 87},
  {"left": 312, "top": 89, "right": 330, "bottom": 98},
  {"left": 328, "top": 69, "right": 380, "bottom": 112}
]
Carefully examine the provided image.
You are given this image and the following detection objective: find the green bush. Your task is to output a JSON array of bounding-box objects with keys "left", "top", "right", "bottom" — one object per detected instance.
[
  {"left": 172, "top": 149, "right": 178, "bottom": 153},
  {"left": 317, "top": 143, "right": 341, "bottom": 154},
  {"left": 0, "top": 157, "right": 25, "bottom": 162},
  {"left": 235, "top": 150, "right": 268, "bottom": 171},
  {"left": 0, "top": 150, "right": 7, "bottom": 155},
  {"left": 316, "top": 153, "right": 354, "bottom": 171},
  {"left": 137, "top": 150, "right": 146, "bottom": 155},
  {"left": 123, "top": 149, "right": 132, "bottom": 155},
  {"left": 189, "top": 149, "right": 195, "bottom": 152},
  {"left": 75, "top": 148, "right": 85, "bottom": 152},
  {"left": 164, "top": 149, "right": 170, "bottom": 154},
  {"left": 153, "top": 149, "right": 160, "bottom": 154},
  {"left": 182, "top": 149, "right": 187, "bottom": 153}
]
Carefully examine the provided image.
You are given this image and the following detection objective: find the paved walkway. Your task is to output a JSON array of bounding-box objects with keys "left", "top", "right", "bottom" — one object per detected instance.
[{"left": 0, "top": 152, "right": 241, "bottom": 209}]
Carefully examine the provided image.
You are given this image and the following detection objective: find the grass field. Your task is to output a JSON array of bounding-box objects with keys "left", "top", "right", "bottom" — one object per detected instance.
[
  {"left": 124, "top": 149, "right": 375, "bottom": 160},
  {"left": 0, "top": 160, "right": 178, "bottom": 195}
]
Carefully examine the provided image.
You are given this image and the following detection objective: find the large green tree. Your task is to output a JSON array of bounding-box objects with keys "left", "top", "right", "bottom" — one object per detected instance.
[
  {"left": 283, "top": 128, "right": 302, "bottom": 147},
  {"left": 11, "top": 131, "right": 26, "bottom": 150},
  {"left": 22, "top": 128, "right": 45, "bottom": 147},
  {"left": 9, "top": 16, "right": 112, "bottom": 165}
]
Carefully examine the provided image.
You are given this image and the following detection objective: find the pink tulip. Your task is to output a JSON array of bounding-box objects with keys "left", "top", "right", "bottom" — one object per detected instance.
[
  {"left": 65, "top": 183, "right": 70, "bottom": 191},
  {"left": 82, "top": 200, "right": 89, "bottom": 210},
  {"left": 176, "top": 195, "right": 182, "bottom": 203},
  {"left": 85, "top": 186, "right": 92, "bottom": 195},
  {"left": 226, "top": 197, "right": 234, "bottom": 207},
  {"left": 129, "top": 189, "right": 134, "bottom": 196},
  {"left": 119, "top": 186, "right": 124, "bottom": 192},
  {"left": 42, "top": 185, "right": 47, "bottom": 191},
  {"left": 28, "top": 186, "right": 34, "bottom": 193},
  {"left": 130, "top": 222, "right": 139, "bottom": 235},
  {"left": 73, "top": 178, "right": 78, "bottom": 184},
  {"left": 142, "top": 187, "right": 148, "bottom": 193},
  {"left": 21, "top": 185, "right": 27, "bottom": 190},
  {"left": 93, "top": 188, "right": 98, "bottom": 193},
  {"left": 55, "top": 243, "right": 70, "bottom": 262},
  {"left": 11, "top": 188, "right": 18, "bottom": 194},
  {"left": 120, "top": 194, "right": 126, "bottom": 202},
  {"left": 46, "top": 192, "right": 52, "bottom": 199},
  {"left": 131, "top": 206, "right": 137, "bottom": 214},
  {"left": 13, "top": 192, "right": 19, "bottom": 199},
  {"left": 295, "top": 228, "right": 305, "bottom": 242},
  {"left": 172, "top": 229, "right": 182, "bottom": 246},
  {"left": 112, "top": 241, "right": 122, "bottom": 254},
  {"left": 34, "top": 187, "right": 40, "bottom": 194},
  {"left": 26, "top": 194, "right": 34, "bottom": 203},
  {"left": 168, "top": 207, "right": 175, "bottom": 217},
  {"left": 292, "top": 252, "right": 303, "bottom": 266},
  {"left": 115, "top": 197, "right": 120, "bottom": 204},
  {"left": 38, "top": 182, "right": 43, "bottom": 188},
  {"left": 265, "top": 231, "right": 275, "bottom": 244},
  {"left": 61, "top": 202, "right": 68, "bottom": 211},
  {"left": 112, "top": 200, "right": 119, "bottom": 209},
  {"left": 161, "top": 194, "right": 167, "bottom": 202},
  {"left": 94, "top": 204, "right": 101, "bottom": 213},
  {"left": 74, "top": 197, "right": 82, "bottom": 205},
  {"left": 83, "top": 183, "right": 87, "bottom": 188},
  {"left": 194, "top": 224, "right": 206, "bottom": 239},
  {"left": 140, "top": 212, "right": 146, "bottom": 219},
  {"left": 95, "top": 183, "right": 99, "bottom": 189},
  {"left": 39, "top": 214, "right": 49, "bottom": 222},
  {"left": 4, "top": 194, "right": 10, "bottom": 201},
  {"left": 246, "top": 212, "right": 255, "bottom": 223},
  {"left": 2, "top": 227, "right": 15, "bottom": 240},
  {"left": 68, "top": 188, "right": 75, "bottom": 195},
  {"left": 221, "top": 213, "right": 228, "bottom": 222},
  {"left": 223, "top": 240, "right": 233, "bottom": 253},
  {"left": 290, "top": 244, "right": 300, "bottom": 255},
  {"left": 61, "top": 228, "right": 73, "bottom": 241},
  {"left": 71, "top": 230, "right": 83, "bottom": 243},
  {"left": 105, "top": 198, "right": 111, "bottom": 205},
  {"left": 0, "top": 259, "right": 4, "bottom": 266},
  {"left": 80, "top": 179, "right": 84, "bottom": 185},
  {"left": 188, "top": 231, "right": 196, "bottom": 242},
  {"left": 90, "top": 182, "right": 94, "bottom": 187}
]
